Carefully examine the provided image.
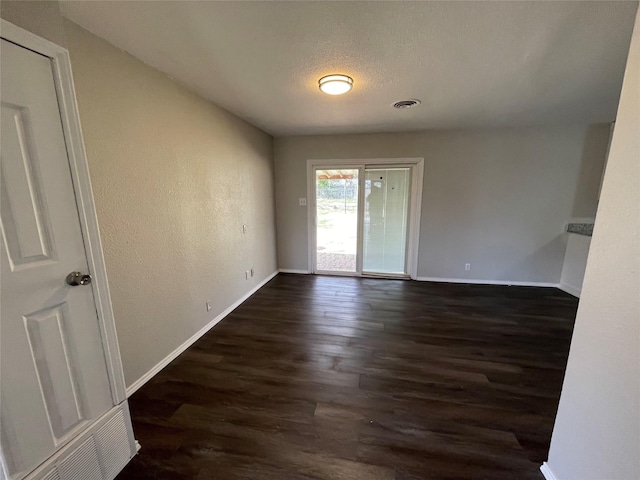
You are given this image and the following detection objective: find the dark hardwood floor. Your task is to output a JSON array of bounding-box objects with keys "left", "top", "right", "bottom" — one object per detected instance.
[{"left": 117, "top": 274, "right": 578, "bottom": 480}]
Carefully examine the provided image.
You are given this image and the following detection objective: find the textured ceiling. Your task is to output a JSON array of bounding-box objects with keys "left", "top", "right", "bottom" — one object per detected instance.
[{"left": 60, "top": 1, "right": 638, "bottom": 136}]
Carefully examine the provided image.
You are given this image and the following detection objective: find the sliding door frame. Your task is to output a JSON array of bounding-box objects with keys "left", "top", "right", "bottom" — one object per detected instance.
[{"left": 307, "top": 157, "right": 424, "bottom": 279}]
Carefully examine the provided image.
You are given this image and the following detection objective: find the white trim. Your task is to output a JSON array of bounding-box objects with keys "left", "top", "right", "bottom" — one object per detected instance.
[
  {"left": 314, "top": 270, "right": 361, "bottom": 277},
  {"left": 540, "top": 462, "right": 560, "bottom": 480},
  {"left": 356, "top": 165, "right": 365, "bottom": 273},
  {"left": 558, "top": 283, "right": 581, "bottom": 297},
  {"left": 278, "top": 269, "right": 311, "bottom": 274},
  {"left": 1, "top": 20, "right": 127, "bottom": 403},
  {"left": 406, "top": 160, "right": 423, "bottom": 280},
  {"left": 416, "top": 277, "right": 560, "bottom": 288},
  {"left": 362, "top": 272, "right": 410, "bottom": 280},
  {"left": 306, "top": 157, "right": 424, "bottom": 279},
  {"left": 306, "top": 162, "right": 315, "bottom": 275},
  {"left": 308, "top": 157, "right": 424, "bottom": 167},
  {"left": 0, "top": 20, "right": 63, "bottom": 57},
  {"left": 125, "top": 270, "right": 279, "bottom": 397}
]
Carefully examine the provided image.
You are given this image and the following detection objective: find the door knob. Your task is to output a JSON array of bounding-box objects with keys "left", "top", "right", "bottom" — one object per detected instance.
[{"left": 66, "top": 271, "right": 92, "bottom": 286}]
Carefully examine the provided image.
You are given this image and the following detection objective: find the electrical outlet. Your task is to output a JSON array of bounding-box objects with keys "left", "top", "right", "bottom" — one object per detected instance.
[
  {"left": 206, "top": 301, "right": 212, "bottom": 312},
  {"left": 245, "top": 270, "right": 250, "bottom": 279},
  {"left": 299, "top": 198, "right": 307, "bottom": 206},
  {"left": 465, "top": 263, "right": 471, "bottom": 271}
]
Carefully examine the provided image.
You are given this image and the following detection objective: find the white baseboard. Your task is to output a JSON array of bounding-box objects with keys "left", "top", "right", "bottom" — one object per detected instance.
[
  {"left": 415, "top": 277, "right": 560, "bottom": 288},
  {"left": 125, "top": 270, "right": 279, "bottom": 397},
  {"left": 540, "top": 462, "right": 559, "bottom": 480},
  {"left": 278, "top": 272, "right": 561, "bottom": 289},
  {"left": 558, "top": 282, "right": 581, "bottom": 298}
]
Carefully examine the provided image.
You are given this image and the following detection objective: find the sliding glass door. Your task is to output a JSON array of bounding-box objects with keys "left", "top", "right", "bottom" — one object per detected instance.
[{"left": 312, "top": 162, "right": 418, "bottom": 278}]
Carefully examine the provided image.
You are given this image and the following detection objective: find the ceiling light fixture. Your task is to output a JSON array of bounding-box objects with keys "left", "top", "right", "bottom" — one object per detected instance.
[{"left": 318, "top": 74, "right": 353, "bottom": 95}]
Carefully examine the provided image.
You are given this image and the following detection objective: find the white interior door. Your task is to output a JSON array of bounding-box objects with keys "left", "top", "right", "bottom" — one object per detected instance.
[{"left": 1, "top": 38, "right": 114, "bottom": 479}]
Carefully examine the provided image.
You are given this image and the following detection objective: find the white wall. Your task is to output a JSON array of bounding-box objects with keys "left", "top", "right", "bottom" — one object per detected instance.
[
  {"left": 557, "top": 122, "right": 612, "bottom": 298},
  {"left": 559, "top": 234, "right": 592, "bottom": 297},
  {"left": 1, "top": 3, "right": 278, "bottom": 390},
  {"left": 275, "top": 125, "right": 609, "bottom": 283},
  {"left": 544, "top": 8, "right": 640, "bottom": 480},
  {"left": 64, "top": 20, "right": 278, "bottom": 388},
  {"left": 0, "top": 0, "right": 66, "bottom": 46}
]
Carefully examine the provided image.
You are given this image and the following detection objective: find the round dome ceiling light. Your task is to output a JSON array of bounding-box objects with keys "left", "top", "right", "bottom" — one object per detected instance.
[
  {"left": 393, "top": 99, "right": 422, "bottom": 109},
  {"left": 318, "top": 74, "right": 353, "bottom": 95}
]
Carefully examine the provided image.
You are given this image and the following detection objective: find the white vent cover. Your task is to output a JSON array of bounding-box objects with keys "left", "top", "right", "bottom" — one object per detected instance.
[
  {"left": 41, "top": 471, "right": 61, "bottom": 480},
  {"left": 95, "top": 410, "right": 131, "bottom": 479},
  {"left": 58, "top": 438, "right": 101, "bottom": 480},
  {"left": 27, "top": 405, "right": 135, "bottom": 480}
]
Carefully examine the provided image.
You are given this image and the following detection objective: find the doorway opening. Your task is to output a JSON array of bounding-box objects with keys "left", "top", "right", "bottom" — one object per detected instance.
[
  {"left": 308, "top": 158, "right": 423, "bottom": 279},
  {"left": 315, "top": 168, "right": 359, "bottom": 273}
]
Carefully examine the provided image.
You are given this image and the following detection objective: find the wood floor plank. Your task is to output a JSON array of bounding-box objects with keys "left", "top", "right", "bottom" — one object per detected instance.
[{"left": 117, "top": 274, "right": 577, "bottom": 479}]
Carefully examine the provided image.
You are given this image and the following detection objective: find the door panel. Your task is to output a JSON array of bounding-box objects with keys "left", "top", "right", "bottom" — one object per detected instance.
[
  {"left": 314, "top": 168, "right": 359, "bottom": 273},
  {"left": 0, "top": 104, "right": 55, "bottom": 269},
  {"left": 25, "top": 304, "right": 85, "bottom": 438},
  {"left": 363, "top": 168, "right": 410, "bottom": 275},
  {"left": 1, "top": 39, "right": 113, "bottom": 479}
]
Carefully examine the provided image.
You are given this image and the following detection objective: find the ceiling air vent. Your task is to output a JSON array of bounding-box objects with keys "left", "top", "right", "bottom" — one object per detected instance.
[{"left": 392, "top": 99, "right": 421, "bottom": 109}]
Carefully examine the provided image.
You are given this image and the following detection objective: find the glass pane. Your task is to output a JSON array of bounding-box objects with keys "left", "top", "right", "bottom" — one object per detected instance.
[
  {"left": 363, "top": 168, "right": 410, "bottom": 274},
  {"left": 315, "top": 169, "right": 359, "bottom": 272}
]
